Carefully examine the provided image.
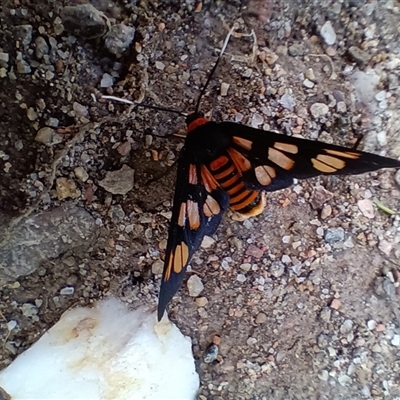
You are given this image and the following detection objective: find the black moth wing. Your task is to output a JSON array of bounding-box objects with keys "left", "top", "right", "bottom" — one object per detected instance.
[
  {"left": 220, "top": 121, "right": 400, "bottom": 191},
  {"left": 158, "top": 146, "right": 229, "bottom": 321}
]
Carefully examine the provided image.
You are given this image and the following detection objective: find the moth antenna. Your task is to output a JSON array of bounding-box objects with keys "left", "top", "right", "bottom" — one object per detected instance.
[
  {"left": 194, "top": 26, "right": 236, "bottom": 113},
  {"left": 101, "top": 95, "right": 187, "bottom": 117}
]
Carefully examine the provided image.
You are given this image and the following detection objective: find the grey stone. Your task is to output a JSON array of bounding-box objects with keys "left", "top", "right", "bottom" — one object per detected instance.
[
  {"left": 187, "top": 275, "right": 204, "bottom": 297},
  {"left": 320, "top": 21, "right": 336, "bottom": 45},
  {"left": 288, "top": 43, "right": 306, "bottom": 57},
  {"left": 104, "top": 24, "right": 135, "bottom": 57},
  {"left": 347, "top": 46, "right": 370, "bottom": 66},
  {"left": 108, "top": 204, "right": 125, "bottom": 223},
  {"left": 61, "top": 4, "right": 109, "bottom": 39},
  {"left": 279, "top": 93, "right": 296, "bottom": 111},
  {"left": 35, "top": 36, "right": 49, "bottom": 60},
  {"left": 324, "top": 227, "right": 345, "bottom": 243},
  {"left": 99, "top": 165, "right": 134, "bottom": 195},
  {"left": 0, "top": 204, "right": 97, "bottom": 281},
  {"left": 13, "top": 24, "right": 33, "bottom": 45}
]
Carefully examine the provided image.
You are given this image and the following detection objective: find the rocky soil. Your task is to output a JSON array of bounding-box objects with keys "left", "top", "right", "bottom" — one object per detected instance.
[{"left": 1, "top": 0, "right": 400, "bottom": 399}]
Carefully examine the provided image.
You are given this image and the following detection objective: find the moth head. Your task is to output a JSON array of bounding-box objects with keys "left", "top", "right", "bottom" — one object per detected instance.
[{"left": 185, "top": 111, "right": 204, "bottom": 127}]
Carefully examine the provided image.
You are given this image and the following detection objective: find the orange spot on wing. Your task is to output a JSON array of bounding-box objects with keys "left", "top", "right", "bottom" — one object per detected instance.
[
  {"left": 164, "top": 255, "right": 173, "bottom": 281},
  {"left": 268, "top": 148, "right": 295, "bottom": 170},
  {"left": 228, "top": 148, "right": 252, "bottom": 173},
  {"left": 233, "top": 136, "right": 252, "bottom": 151},
  {"left": 187, "top": 200, "right": 200, "bottom": 229},
  {"left": 311, "top": 158, "right": 336, "bottom": 173},
  {"left": 201, "top": 166, "right": 219, "bottom": 192},
  {"left": 173, "top": 242, "right": 189, "bottom": 273},
  {"left": 316, "top": 154, "right": 345, "bottom": 169},
  {"left": 189, "top": 164, "right": 198, "bottom": 184}
]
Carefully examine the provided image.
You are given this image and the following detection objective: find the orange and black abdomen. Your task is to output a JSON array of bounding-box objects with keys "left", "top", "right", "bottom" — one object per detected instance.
[{"left": 208, "top": 154, "right": 265, "bottom": 216}]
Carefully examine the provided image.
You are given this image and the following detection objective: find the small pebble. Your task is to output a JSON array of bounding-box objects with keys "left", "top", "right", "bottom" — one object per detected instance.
[
  {"left": 318, "top": 370, "right": 329, "bottom": 381},
  {"left": 220, "top": 82, "right": 230, "bottom": 96},
  {"left": 155, "top": 61, "right": 165, "bottom": 71},
  {"left": 375, "top": 90, "right": 387, "bottom": 102},
  {"left": 255, "top": 312, "right": 267, "bottom": 324},
  {"left": 338, "top": 375, "right": 352, "bottom": 386},
  {"left": 251, "top": 113, "right": 264, "bottom": 128},
  {"left": 201, "top": 236, "right": 215, "bottom": 248},
  {"left": 324, "top": 227, "right": 345, "bottom": 243},
  {"left": 305, "top": 68, "right": 316, "bottom": 81},
  {"left": 99, "top": 165, "right": 134, "bottom": 195},
  {"left": 270, "top": 261, "right": 285, "bottom": 278},
  {"left": 321, "top": 205, "right": 332, "bottom": 219},
  {"left": 310, "top": 103, "right": 329, "bottom": 119},
  {"left": 367, "top": 320, "right": 377, "bottom": 330},
  {"left": 320, "top": 21, "right": 336, "bottom": 45},
  {"left": 100, "top": 73, "right": 113, "bottom": 88},
  {"left": 357, "top": 199, "right": 374, "bottom": 219},
  {"left": 239, "top": 263, "right": 251, "bottom": 272},
  {"left": 151, "top": 260, "right": 164, "bottom": 275},
  {"left": 56, "top": 177, "right": 80, "bottom": 200},
  {"left": 330, "top": 298, "right": 341, "bottom": 310},
  {"left": 378, "top": 239, "right": 392, "bottom": 256},
  {"left": 204, "top": 344, "right": 218, "bottom": 364},
  {"left": 187, "top": 275, "right": 204, "bottom": 297},
  {"left": 391, "top": 334, "right": 400, "bottom": 347},
  {"left": 7, "top": 320, "right": 17, "bottom": 331},
  {"left": 60, "top": 286, "right": 74, "bottom": 295},
  {"left": 279, "top": 93, "right": 296, "bottom": 111},
  {"left": 74, "top": 166, "right": 89, "bottom": 182},
  {"left": 195, "top": 297, "right": 208, "bottom": 307},
  {"left": 303, "top": 79, "right": 314, "bottom": 88},
  {"left": 340, "top": 319, "right": 353, "bottom": 334}
]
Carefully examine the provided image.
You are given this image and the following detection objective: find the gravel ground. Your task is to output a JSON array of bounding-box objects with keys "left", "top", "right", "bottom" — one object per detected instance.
[{"left": 1, "top": 1, "right": 400, "bottom": 399}]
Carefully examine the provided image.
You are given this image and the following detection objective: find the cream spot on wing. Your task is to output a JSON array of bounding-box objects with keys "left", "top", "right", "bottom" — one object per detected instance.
[
  {"left": 178, "top": 203, "right": 186, "bottom": 227},
  {"left": 316, "top": 154, "right": 346, "bottom": 169},
  {"left": 186, "top": 200, "right": 200, "bottom": 229},
  {"left": 203, "top": 195, "right": 220, "bottom": 217},
  {"left": 188, "top": 164, "right": 198, "bottom": 184},
  {"left": 325, "top": 149, "right": 360, "bottom": 159},
  {"left": 233, "top": 136, "right": 252, "bottom": 151},
  {"left": 274, "top": 142, "right": 298, "bottom": 154},
  {"left": 311, "top": 158, "right": 337, "bottom": 173},
  {"left": 268, "top": 148, "right": 295, "bottom": 170},
  {"left": 255, "top": 165, "right": 276, "bottom": 185}
]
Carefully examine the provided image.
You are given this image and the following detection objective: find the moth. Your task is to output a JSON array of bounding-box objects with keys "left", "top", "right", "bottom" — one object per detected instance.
[{"left": 131, "top": 33, "right": 400, "bottom": 321}]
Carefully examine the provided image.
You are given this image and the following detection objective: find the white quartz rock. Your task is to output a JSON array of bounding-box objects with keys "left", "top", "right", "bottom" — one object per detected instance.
[{"left": 0, "top": 298, "right": 199, "bottom": 400}]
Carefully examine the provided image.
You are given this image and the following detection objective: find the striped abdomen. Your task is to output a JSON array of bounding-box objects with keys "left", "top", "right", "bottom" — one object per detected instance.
[{"left": 208, "top": 151, "right": 265, "bottom": 217}]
